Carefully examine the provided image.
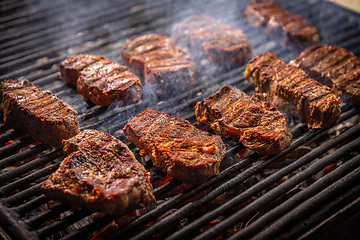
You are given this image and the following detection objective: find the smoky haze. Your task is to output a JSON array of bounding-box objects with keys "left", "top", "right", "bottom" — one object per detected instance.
[{"left": 8, "top": 0, "right": 281, "bottom": 135}]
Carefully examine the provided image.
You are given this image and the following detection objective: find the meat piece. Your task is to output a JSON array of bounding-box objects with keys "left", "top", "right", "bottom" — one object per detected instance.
[
  {"left": 60, "top": 54, "right": 142, "bottom": 107},
  {"left": 171, "top": 14, "right": 252, "bottom": 66},
  {"left": 42, "top": 129, "right": 155, "bottom": 216},
  {"left": 123, "top": 110, "right": 226, "bottom": 185},
  {"left": 120, "top": 34, "right": 195, "bottom": 97},
  {"left": 290, "top": 44, "right": 360, "bottom": 106},
  {"left": 246, "top": 0, "right": 319, "bottom": 45},
  {"left": 0, "top": 79, "right": 79, "bottom": 147},
  {"left": 245, "top": 52, "right": 341, "bottom": 129},
  {"left": 195, "top": 85, "right": 292, "bottom": 155},
  {"left": 59, "top": 54, "right": 106, "bottom": 86}
]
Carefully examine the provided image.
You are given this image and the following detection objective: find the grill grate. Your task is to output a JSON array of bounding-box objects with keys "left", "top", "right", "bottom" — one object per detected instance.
[{"left": 1, "top": 0, "right": 360, "bottom": 239}]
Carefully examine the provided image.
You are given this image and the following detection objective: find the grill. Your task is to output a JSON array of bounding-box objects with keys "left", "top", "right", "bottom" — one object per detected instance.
[{"left": 1, "top": 0, "right": 360, "bottom": 239}]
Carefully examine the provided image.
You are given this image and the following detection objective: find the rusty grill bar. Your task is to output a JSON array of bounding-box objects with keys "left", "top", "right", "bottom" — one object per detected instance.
[{"left": 1, "top": 0, "right": 360, "bottom": 239}]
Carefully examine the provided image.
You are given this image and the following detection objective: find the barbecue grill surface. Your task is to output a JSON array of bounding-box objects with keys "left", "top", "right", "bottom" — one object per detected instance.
[{"left": 1, "top": 0, "right": 360, "bottom": 239}]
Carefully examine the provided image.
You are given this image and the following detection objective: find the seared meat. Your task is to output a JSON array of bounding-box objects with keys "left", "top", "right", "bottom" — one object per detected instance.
[
  {"left": 60, "top": 54, "right": 142, "bottom": 107},
  {"left": 123, "top": 110, "right": 226, "bottom": 185},
  {"left": 42, "top": 129, "right": 155, "bottom": 216},
  {"left": 60, "top": 54, "right": 106, "bottom": 86},
  {"left": 245, "top": 52, "right": 341, "bottom": 129},
  {"left": 171, "top": 15, "right": 252, "bottom": 67},
  {"left": 290, "top": 44, "right": 360, "bottom": 105},
  {"left": 195, "top": 85, "right": 292, "bottom": 155},
  {"left": 0, "top": 79, "right": 79, "bottom": 147},
  {"left": 246, "top": 0, "right": 319, "bottom": 45},
  {"left": 120, "top": 34, "right": 195, "bottom": 97}
]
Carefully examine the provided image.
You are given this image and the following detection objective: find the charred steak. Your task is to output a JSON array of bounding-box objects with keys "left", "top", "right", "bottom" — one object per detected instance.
[
  {"left": 245, "top": 52, "right": 341, "bottom": 129},
  {"left": 246, "top": 0, "right": 319, "bottom": 45},
  {"left": 171, "top": 14, "right": 252, "bottom": 67},
  {"left": 60, "top": 54, "right": 142, "bottom": 107},
  {"left": 120, "top": 33, "right": 195, "bottom": 97},
  {"left": 290, "top": 44, "right": 360, "bottom": 106},
  {"left": 42, "top": 129, "right": 155, "bottom": 216},
  {"left": 0, "top": 79, "right": 79, "bottom": 147},
  {"left": 195, "top": 85, "right": 292, "bottom": 155},
  {"left": 123, "top": 110, "right": 226, "bottom": 185}
]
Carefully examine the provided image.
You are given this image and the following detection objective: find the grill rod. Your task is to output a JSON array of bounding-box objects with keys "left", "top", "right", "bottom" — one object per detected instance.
[
  {"left": 238, "top": 155, "right": 360, "bottom": 240},
  {"left": 194, "top": 133, "right": 360, "bottom": 240}
]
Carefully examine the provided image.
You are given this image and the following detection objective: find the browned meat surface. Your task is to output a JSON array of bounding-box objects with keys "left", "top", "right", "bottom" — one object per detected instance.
[
  {"left": 120, "top": 34, "right": 195, "bottom": 97},
  {"left": 59, "top": 54, "right": 142, "bottom": 107},
  {"left": 246, "top": 0, "right": 319, "bottom": 45},
  {"left": 195, "top": 85, "right": 292, "bottom": 155},
  {"left": 290, "top": 44, "right": 360, "bottom": 106},
  {"left": 0, "top": 79, "right": 79, "bottom": 147},
  {"left": 171, "top": 14, "right": 252, "bottom": 66},
  {"left": 59, "top": 54, "right": 106, "bottom": 86},
  {"left": 123, "top": 110, "right": 226, "bottom": 185},
  {"left": 245, "top": 52, "right": 341, "bottom": 129},
  {"left": 42, "top": 129, "right": 155, "bottom": 216}
]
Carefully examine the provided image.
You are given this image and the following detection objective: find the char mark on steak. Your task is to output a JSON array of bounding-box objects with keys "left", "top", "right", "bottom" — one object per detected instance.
[
  {"left": 60, "top": 54, "right": 142, "bottom": 107},
  {"left": 171, "top": 14, "right": 252, "bottom": 67},
  {"left": 246, "top": 0, "right": 319, "bottom": 46},
  {"left": 42, "top": 129, "right": 155, "bottom": 216},
  {"left": 123, "top": 110, "right": 226, "bottom": 185},
  {"left": 0, "top": 79, "right": 79, "bottom": 147},
  {"left": 120, "top": 33, "right": 195, "bottom": 97},
  {"left": 244, "top": 52, "right": 341, "bottom": 129},
  {"left": 195, "top": 85, "right": 292, "bottom": 156},
  {"left": 289, "top": 44, "right": 360, "bottom": 106}
]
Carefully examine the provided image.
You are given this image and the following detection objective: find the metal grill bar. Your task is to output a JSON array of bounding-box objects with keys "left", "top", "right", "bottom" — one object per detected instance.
[
  {"left": 0, "top": 144, "right": 48, "bottom": 169},
  {"left": 194, "top": 135, "right": 360, "bottom": 240},
  {"left": 0, "top": 149, "right": 63, "bottom": 184},
  {"left": 0, "top": 137, "right": 34, "bottom": 157},
  {"left": 0, "top": 162, "right": 59, "bottom": 197},
  {"left": 247, "top": 157, "right": 360, "bottom": 240}
]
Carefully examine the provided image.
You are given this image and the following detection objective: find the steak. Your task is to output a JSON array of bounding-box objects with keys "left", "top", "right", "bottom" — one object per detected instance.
[
  {"left": 120, "top": 33, "right": 195, "bottom": 97},
  {"left": 290, "top": 44, "right": 360, "bottom": 106},
  {"left": 245, "top": 52, "right": 341, "bottom": 129},
  {"left": 123, "top": 110, "right": 226, "bottom": 185},
  {"left": 60, "top": 54, "right": 142, "bottom": 107},
  {"left": 42, "top": 129, "right": 155, "bottom": 216},
  {"left": 246, "top": 0, "right": 319, "bottom": 46},
  {"left": 171, "top": 14, "right": 252, "bottom": 67},
  {"left": 195, "top": 85, "right": 292, "bottom": 156},
  {"left": 0, "top": 79, "right": 79, "bottom": 147}
]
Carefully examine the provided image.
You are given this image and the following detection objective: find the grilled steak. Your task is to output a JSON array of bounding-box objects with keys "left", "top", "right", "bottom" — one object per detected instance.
[
  {"left": 0, "top": 79, "right": 79, "bottom": 147},
  {"left": 42, "top": 129, "right": 155, "bottom": 216},
  {"left": 120, "top": 33, "right": 195, "bottom": 97},
  {"left": 246, "top": 0, "right": 319, "bottom": 45},
  {"left": 123, "top": 110, "right": 226, "bottom": 185},
  {"left": 245, "top": 52, "right": 341, "bottom": 129},
  {"left": 171, "top": 14, "right": 252, "bottom": 67},
  {"left": 60, "top": 54, "right": 142, "bottom": 107},
  {"left": 195, "top": 85, "right": 292, "bottom": 155},
  {"left": 290, "top": 44, "right": 360, "bottom": 106}
]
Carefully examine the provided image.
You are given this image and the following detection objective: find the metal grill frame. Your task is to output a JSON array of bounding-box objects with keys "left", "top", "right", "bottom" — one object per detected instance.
[{"left": 1, "top": 0, "right": 360, "bottom": 239}]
